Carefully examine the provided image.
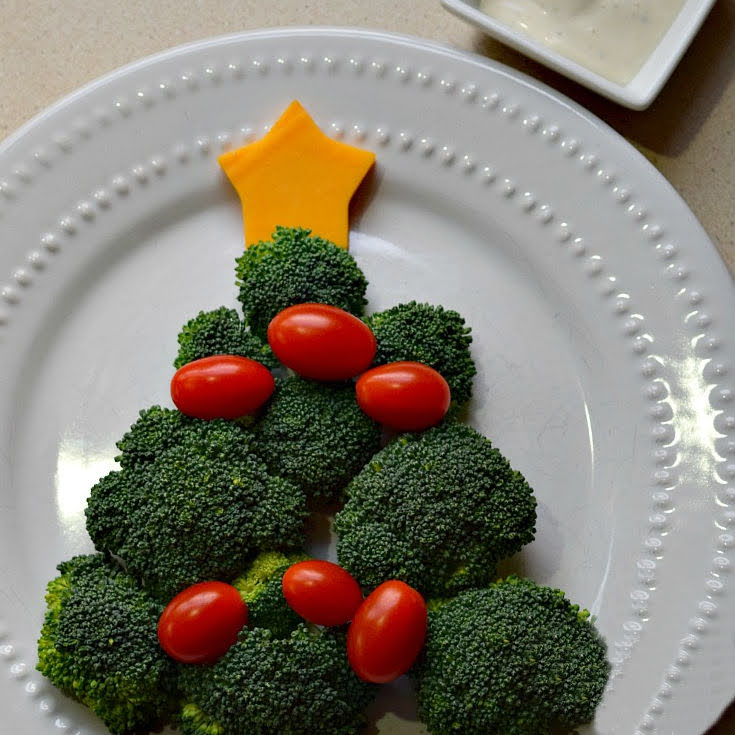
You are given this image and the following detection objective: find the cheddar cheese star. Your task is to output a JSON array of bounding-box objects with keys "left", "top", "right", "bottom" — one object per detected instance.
[{"left": 218, "top": 100, "right": 375, "bottom": 249}]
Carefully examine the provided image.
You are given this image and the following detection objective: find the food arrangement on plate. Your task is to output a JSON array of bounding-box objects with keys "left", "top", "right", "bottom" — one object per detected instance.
[{"left": 35, "top": 101, "right": 610, "bottom": 734}]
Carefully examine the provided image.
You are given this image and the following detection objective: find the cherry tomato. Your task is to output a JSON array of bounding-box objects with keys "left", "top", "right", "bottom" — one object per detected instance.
[
  {"left": 267, "top": 303, "right": 376, "bottom": 381},
  {"left": 170, "top": 355, "right": 275, "bottom": 420},
  {"left": 282, "top": 560, "right": 363, "bottom": 627},
  {"left": 157, "top": 581, "right": 248, "bottom": 664},
  {"left": 355, "top": 361, "right": 451, "bottom": 431},
  {"left": 347, "top": 580, "right": 427, "bottom": 683}
]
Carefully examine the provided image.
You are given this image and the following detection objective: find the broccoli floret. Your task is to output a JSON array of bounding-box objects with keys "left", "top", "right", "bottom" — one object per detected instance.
[
  {"left": 112, "top": 404, "right": 209, "bottom": 470},
  {"left": 86, "top": 406, "right": 307, "bottom": 600},
  {"left": 232, "top": 551, "right": 307, "bottom": 638},
  {"left": 413, "top": 576, "right": 610, "bottom": 735},
  {"left": 254, "top": 376, "right": 382, "bottom": 504},
  {"left": 334, "top": 421, "right": 536, "bottom": 597},
  {"left": 179, "top": 703, "right": 224, "bottom": 735},
  {"left": 235, "top": 226, "right": 368, "bottom": 340},
  {"left": 364, "top": 301, "right": 476, "bottom": 405},
  {"left": 178, "top": 626, "right": 376, "bottom": 735},
  {"left": 174, "top": 306, "right": 278, "bottom": 370},
  {"left": 36, "top": 554, "right": 178, "bottom": 735}
]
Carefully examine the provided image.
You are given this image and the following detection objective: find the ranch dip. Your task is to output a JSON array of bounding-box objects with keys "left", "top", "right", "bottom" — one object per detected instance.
[{"left": 479, "top": 0, "right": 688, "bottom": 85}]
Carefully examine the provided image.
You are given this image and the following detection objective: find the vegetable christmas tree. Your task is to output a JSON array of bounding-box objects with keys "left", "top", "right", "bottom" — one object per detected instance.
[{"left": 36, "top": 101, "right": 609, "bottom": 735}]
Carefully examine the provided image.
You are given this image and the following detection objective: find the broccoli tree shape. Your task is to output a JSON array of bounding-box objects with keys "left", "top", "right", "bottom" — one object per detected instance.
[
  {"left": 35, "top": 216, "right": 610, "bottom": 735},
  {"left": 235, "top": 226, "right": 368, "bottom": 340},
  {"left": 85, "top": 406, "right": 307, "bottom": 600},
  {"left": 334, "top": 421, "right": 536, "bottom": 597},
  {"left": 413, "top": 576, "right": 611, "bottom": 735},
  {"left": 36, "top": 554, "right": 178, "bottom": 735}
]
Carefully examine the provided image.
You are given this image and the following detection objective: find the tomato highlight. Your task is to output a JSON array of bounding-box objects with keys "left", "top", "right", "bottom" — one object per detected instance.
[
  {"left": 267, "top": 303, "right": 376, "bottom": 381},
  {"left": 170, "top": 354, "right": 275, "bottom": 420},
  {"left": 355, "top": 361, "right": 451, "bottom": 431},
  {"left": 282, "top": 560, "right": 364, "bottom": 627},
  {"left": 347, "top": 580, "right": 427, "bottom": 683},
  {"left": 157, "top": 581, "right": 248, "bottom": 664}
]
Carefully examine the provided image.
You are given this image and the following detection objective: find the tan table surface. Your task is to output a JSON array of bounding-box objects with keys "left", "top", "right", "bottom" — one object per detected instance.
[{"left": 2, "top": 1, "right": 734, "bottom": 733}]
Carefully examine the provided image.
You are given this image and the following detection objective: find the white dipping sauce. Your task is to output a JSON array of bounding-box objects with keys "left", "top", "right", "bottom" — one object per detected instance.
[{"left": 479, "top": 0, "right": 688, "bottom": 85}]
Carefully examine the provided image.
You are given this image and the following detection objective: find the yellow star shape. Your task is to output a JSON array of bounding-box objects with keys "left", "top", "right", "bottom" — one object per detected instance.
[{"left": 218, "top": 100, "right": 375, "bottom": 249}]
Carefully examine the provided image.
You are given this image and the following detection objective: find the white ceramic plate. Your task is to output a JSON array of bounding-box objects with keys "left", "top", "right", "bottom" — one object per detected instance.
[
  {"left": 1, "top": 27, "right": 734, "bottom": 735},
  {"left": 441, "top": 0, "right": 716, "bottom": 109}
]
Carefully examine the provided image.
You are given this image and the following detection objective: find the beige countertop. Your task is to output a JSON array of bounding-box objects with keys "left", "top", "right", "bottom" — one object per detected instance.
[{"left": 2, "top": 1, "right": 734, "bottom": 732}]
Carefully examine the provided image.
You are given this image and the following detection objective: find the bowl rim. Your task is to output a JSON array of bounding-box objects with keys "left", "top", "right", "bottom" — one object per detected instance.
[{"left": 440, "top": 0, "right": 717, "bottom": 109}]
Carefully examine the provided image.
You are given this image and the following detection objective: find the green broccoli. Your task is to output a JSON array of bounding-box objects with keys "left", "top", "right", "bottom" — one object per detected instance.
[
  {"left": 235, "top": 226, "right": 369, "bottom": 340},
  {"left": 85, "top": 406, "right": 307, "bottom": 601},
  {"left": 253, "top": 376, "right": 382, "bottom": 504},
  {"left": 334, "top": 421, "right": 536, "bottom": 597},
  {"left": 112, "top": 403, "right": 212, "bottom": 470},
  {"left": 177, "top": 626, "right": 376, "bottom": 735},
  {"left": 36, "top": 554, "right": 178, "bottom": 735},
  {"left": 174, "top": 306, "right": 278, "bottom": 370},
  {"left": 232, "top": 551, "right": 308, "bottom": 638},
  {"left": 413, "top": 576, "right": 610, "bottom": 735},
  {"left": 364, "top": 301, "right": 476, "bottom": 405}
]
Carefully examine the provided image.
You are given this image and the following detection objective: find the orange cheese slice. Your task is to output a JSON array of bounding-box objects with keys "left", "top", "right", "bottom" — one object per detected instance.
[{"left": 218, "top": 100, "right": 375, "bottom": 249}]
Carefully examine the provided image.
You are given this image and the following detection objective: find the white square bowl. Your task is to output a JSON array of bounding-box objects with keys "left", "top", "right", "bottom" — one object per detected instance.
[{"left": 441, "top": 0, "right": 717, "bottom": 109}]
